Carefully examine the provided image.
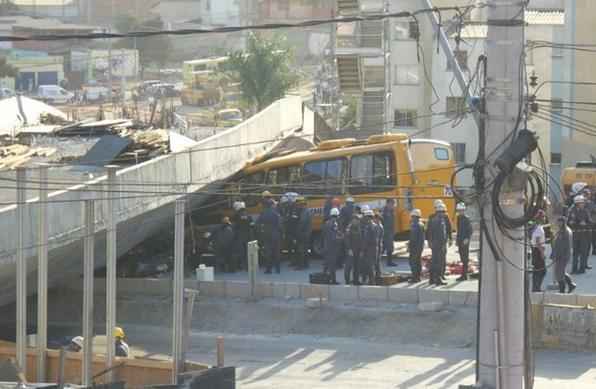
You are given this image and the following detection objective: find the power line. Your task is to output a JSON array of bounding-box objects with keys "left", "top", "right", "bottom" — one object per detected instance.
[{"left": 0, "top": 6, "right": 476, "bottom": 42}]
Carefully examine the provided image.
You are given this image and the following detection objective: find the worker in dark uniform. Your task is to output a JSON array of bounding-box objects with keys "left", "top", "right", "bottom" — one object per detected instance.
[
  {"left": 323, "top": 208, "right": 342, "bottom": 284},
  {"left": 256, "top": 191, "right": 283, "bottom": 274},
  {"left": 344, "top": 211, "right": 363, "bottom": 285},
  {"left": 408, "top": 209, "right": 424, "bottom": 283},
  {"left": 360, "top": 207, "right": 378, "bottom": 285},
  {"left": 215, "top": 216, "right": 235, "bottom": 272},
  {"left": 455, "top": 202, "right": 473, "bottom": 281},
  {"left": 373, "top": 209, "right": 384, "bottom": 280},
  {"left": 295, "top": 196, "right": 312, "bottom": 269},
  {"left": 285, "top": 195, "right": 301, "bottom": 268},
  {"left": 382, "top": 199, "right": 397, "bottom": 267},
  {"left": 232, "top": 201, "right": 251, "bottom": 271},
  {"left": 337, "top": 197, "right": 355, "bottom": 267},
  {"left": 427, "top": 200, "right": 452, "bottom": 285},
  {"left": 551, "top": 215, "right": 576, "bottom": 293},
  {"left": 568, "top": 194, "right": 592, "bottom": 274}
]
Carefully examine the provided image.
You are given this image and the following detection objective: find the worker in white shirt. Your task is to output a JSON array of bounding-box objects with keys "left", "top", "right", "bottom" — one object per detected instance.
[{"left": 531, "top": 210, "right": 547, "bottom": 292}]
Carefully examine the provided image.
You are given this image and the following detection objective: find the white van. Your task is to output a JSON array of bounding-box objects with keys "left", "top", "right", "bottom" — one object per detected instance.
[{"left": 37, "top": 85, "right": 74, "bottom": 104}]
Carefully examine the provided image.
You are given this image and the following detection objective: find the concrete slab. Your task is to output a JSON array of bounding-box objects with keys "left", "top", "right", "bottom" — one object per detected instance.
[
  {"left": 256, "top": 282, "right": 274, "bottom": 298},
  {"left": 418, "top": 302, "right": 445, "bottom": 312},
  {"left": 284, "top": 283, "right": 301, "bottom": 299},
  {"left": 576, "top": 294, "right": 596, "bottom": 307},
  {"left": 226, "top": 281, "right": 249, "bottom": 298},
  {"left": 198, "top": 280, "right": 226, "bottom": 298},
  {"left": 301, "top": 284, "right": 329, "bottom": 299},
  {"left": 388, "top": 286, "right": 419, "bottom": 304},
  {"left": 329, "top": 284, "right": 358, "bottom": 301},
  {"left": 544, "top": 293, "right": 578, "bottom": 306},
  {"left": 358, "top": 285, "right": 388, "bottom": 301},
  {"left": 448, "top": 290, "right": 474, "bottom": 306},
  {"left": 532, "top": 292, "right": 545, "bottom": 305},
  {"left": 419, "top": 288, "right": 450, "bottom": 305}
]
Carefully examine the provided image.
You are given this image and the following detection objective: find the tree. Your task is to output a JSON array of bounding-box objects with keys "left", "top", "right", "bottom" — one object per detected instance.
[
  {"left": 0, "top": 57, "right": 17, "bottom": 78},
  {"left": 114, "top": 15, "right": 172, "bottom": 74},
  {"left": 226, "top": 33, "right": 298, "bottom": 112}
]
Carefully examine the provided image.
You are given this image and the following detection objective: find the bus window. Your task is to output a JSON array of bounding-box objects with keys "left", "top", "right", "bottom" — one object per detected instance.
[
  {"left": 326, "top": 159, "right": 346, "bottom": 195},
  {"left": 303, "top": 161, "right": 325, "bottom": 195},
  {"left": 239, "top": 171, "right": 265, "bottom": 207},
  {"left": 434, "top": 147, "right": 450, "bottom": 161},
  {"left": 303, "top": 159, "right": 346, "bottom": 196},
  {"left": 266, "top": 165, "right": 302, "bottom": 193},
  {"left": 350, "top": 152, "right": 395, "bottom": 194}
]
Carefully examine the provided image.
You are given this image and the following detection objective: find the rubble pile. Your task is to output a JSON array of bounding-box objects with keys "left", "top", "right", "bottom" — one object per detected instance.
[
  {"left": 115, "top": 129, "right": 170, "bottom": 163},
  {"left": 0, "top": 144, "right": 56, "bottom": 170}
]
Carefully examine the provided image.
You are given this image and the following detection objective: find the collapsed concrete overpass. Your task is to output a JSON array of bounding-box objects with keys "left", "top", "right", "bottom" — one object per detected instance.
[{"left": 0, "top": 96, "right": 313, "bottom": 306}]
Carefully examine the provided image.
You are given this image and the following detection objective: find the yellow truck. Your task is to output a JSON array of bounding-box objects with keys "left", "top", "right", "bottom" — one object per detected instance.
[{"left": 180, "top": 57, "right": 228, "bottom": 106}]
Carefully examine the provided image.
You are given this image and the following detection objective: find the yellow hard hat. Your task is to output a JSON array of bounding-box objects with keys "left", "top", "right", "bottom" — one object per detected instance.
[
  {"left": 114, "top": 326, "right": 125, "bottom": 339},
  {"left": 262, "top": 190, "right": 272, "bottom": 198}
]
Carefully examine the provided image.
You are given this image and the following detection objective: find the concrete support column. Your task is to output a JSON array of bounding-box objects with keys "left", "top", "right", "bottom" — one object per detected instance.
[
  {"left": 172, "top": 199, "right": 185, "bottom": 383},
  {"left": 105, "top": 165, "right": 118, "bottom": 381},
  {"left": 82, "top": 200, "right": 95, "bottom": 386},
  {"left": 16, "top": 167, "right": 27, "bottom": 374},
  {"left": 37, "top": 165, "right": 49, "bottom": 382}
]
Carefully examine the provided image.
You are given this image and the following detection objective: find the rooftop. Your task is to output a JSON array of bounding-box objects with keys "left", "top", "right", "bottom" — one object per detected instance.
[{"left": 460, "top": 9, "right": 565, "bottom": 39}]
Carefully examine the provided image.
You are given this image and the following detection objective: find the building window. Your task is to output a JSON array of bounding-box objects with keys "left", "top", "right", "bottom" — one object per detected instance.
[
  {"left": 551, "top": 98, "right": 564, "bottom": 113},
  {"left": 349, "top": 152, "right": 395, "bottom": 194},
  {"left": 394, "top": 109, "right": 417, "bottom": 127},
  {"left": 551, "top": 152, "right": 562, "bottom": 164},
  {"left": 452, "top": 143, "right": 466, "bottom": 164},
  {"left": 447, "top": 50, "right": 469, "bottom": 71},
  {"left": 446, "top": 96, "right": 467, "bottom": 118},
  {"left": 393, "top": 21, "right": 419, "bottom": 40},
  {"left": 394, "top": 64, "right": 419, "bottom": 85}
]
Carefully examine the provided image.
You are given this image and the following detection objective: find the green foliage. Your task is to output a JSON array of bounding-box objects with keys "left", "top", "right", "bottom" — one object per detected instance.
[
  {"left": 225, "top": 33, "right": 298, "bottom": 111},
  {"left": 114, "top": 15, "right": 172, "bottom": 70},
  {"left": 0, "top": 57, "right": 17, "bottom": 78}
]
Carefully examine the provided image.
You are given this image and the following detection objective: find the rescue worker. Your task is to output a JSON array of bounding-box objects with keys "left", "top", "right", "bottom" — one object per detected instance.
[
  {"left": 531, "top": 211, "right": 547, "bottom": 292},
  {"left": 373, "top": 209, "right": 385, "bottom": 280},
  {"left": 295, "top": 196, "right": 312, "bottom": 269},
  {"left": 344, "top": 211, "right": 363, "bottom": 285},
  {"left": 382, "top": 199, "right": 398, "bottom": 267},
  {"left": 323, "top": 195, "right": 333, "bottom": 221},
  {"left": 427, "top": 200, "right": 452, "bottom": 286},
  {"left": 68, "top": 336, "right": 84, "bottom": 352},
  {"left": 232, "top": 201, "right": 251, "bottom": 271},
  {"left": 338, "top": 197, "right": 355, "bottom": 267},
  {"left": 455, "top": 202, "right": 473, "bottom": 281},
  {"left": 323, "top": 208, "right": 342, "bottom": 284},
  {"left": 568, "top": 194, "right": 592, "bottom": 274},
  {"left": 408, "top": 209, "right": 425, "bottom": 283},
  {"left": 257, "top": 191, "right": 283, "bottom": 274},
  {"left": 551, "top": 215, "right": 576, "bottom": 294},
  {"left": 285, "top": 195, "right": 301, "bottom": 267},
  {"left": 215, "top": 216, "right": 235, "bottom": 272},
  {"left": 114, "top": 327, "right": 130, "bottom": 357},
  {"left": 360, "top": 207, "right": 378, "bottom": 285}
]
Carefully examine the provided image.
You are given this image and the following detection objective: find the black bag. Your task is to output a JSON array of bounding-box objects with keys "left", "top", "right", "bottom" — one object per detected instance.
[{"left": 309, "top": 272, "right": 331, "bottom": 284}]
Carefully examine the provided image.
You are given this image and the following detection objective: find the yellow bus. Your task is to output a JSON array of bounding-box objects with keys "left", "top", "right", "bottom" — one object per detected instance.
[
  {"left": 204, "top": 133, "right": 456, "bottom": 252},
  {"left": 181, "top": 57, "right": 228, "bottom": 106},
  {"left": 562, "top": 162, "right": 596, "bottom": 196}
]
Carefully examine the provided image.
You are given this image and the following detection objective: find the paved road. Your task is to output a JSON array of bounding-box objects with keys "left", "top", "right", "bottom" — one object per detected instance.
[{"left": 135, "top": 329, "right": 596, "bottom": 389}]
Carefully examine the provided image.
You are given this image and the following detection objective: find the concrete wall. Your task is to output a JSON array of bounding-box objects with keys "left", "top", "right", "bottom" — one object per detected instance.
[{"left": 0, "top": 96, "right": 306, "bottom": 305}]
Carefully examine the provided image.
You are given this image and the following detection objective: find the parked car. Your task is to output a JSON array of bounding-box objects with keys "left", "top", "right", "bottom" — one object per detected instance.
[
  {"left": 0, "top": 87, "right": 15, "bottom": 99},
  {"left": 37, "top": 85, "right": 74, "bottom": 104}
]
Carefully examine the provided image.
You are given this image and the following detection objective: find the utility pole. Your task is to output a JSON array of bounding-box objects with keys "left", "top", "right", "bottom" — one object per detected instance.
[
  {"left": 171, "top": 199, "right": 185, "bottom": 383},
  {"left": 477, "top": 1, "right": 527, "bottom": 389},
  {"left": 105, "top": 166, "right": 118, "bottom": 382},
  {"left": 37, "top": 165, "right": 49, "bottom": 382},
  {"left": 82, "top": 199, "right": 95, "bottom": 387},
  {"left": 16, "top": 167, "right": 27, "bottom": 376}
]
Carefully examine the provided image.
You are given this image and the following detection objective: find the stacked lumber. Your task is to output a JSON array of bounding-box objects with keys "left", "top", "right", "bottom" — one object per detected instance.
[
  {"left": 0, "top": 144, "right": 56, "bottom": 170},
  {"left": 115, "top": 129, "right": 170, "bottom": 163}
]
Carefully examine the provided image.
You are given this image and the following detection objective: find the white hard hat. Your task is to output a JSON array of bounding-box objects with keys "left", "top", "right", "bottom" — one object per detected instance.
[
  {"left": 330, "top": 208, "right": 340, "bottom": 217},
  {"left": 233, "top": 201, "right": 245, "bottom": 211},
  {"left": 360, "top": 204, "right": 370, "bottom": 213},
  {"left": 436, "top": 203, "right": 447, "bottom": 212},
  {"left": 433, "top": 199, "right": 444, "bottom": 207},
  {"left": 346, "top": 197, "right": 355, "bottom": 203},
  {"left": 571, "top": 182, "right": 588, "bottom": 195},
  {"left": 574, "top": 195, "right": 586, "bottom": 204},
  {"left": 280, "top": 195, "right": 288, "bottom": 204},
  {"left": 71, "top": 336, "right": 83, "bottom": 349},
  {"left": 410, "top": 209, "right": 421, "bottom": 217},
  {"left": 364, "top": 209, "right": 374, "bottom": 216},
  {"left": 285, "top": 192, "right": 299, "bottom": 203},
  {"left": 456, "top": 202, "right": 466, "bottom": 211}
]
